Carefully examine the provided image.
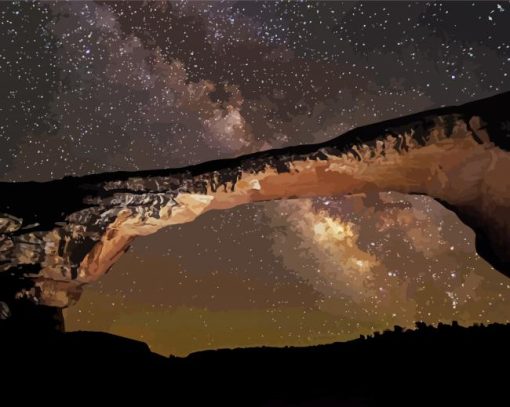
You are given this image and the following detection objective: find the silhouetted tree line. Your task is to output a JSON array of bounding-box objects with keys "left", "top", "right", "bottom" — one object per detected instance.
[{"left": 358, "top": 319, "right": 497, "bottom": 340}]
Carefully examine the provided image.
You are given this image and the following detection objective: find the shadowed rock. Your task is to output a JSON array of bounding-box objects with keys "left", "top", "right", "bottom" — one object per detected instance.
[{"left": 1, "top": 91, "right": 509, "bottom": 324}]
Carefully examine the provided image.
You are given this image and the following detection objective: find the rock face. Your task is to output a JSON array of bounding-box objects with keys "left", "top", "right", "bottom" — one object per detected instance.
[{"left": 1, "top": 92, "right": 510, "bottom": 323}]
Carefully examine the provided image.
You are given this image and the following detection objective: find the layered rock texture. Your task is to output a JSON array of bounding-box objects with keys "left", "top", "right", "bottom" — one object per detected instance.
[{"left": 1, "top": 92, "right": 510, "bottom": 325}]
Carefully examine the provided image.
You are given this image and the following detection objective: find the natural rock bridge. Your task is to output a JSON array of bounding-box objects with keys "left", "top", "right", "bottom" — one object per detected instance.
[{"left": 1, "top": 92, "right": 510, "bottom": 330}]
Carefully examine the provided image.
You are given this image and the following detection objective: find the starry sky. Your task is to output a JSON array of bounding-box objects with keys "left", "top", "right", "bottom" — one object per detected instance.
[{"left": 2, "top": 1, "right": 510, "bottom": 356}]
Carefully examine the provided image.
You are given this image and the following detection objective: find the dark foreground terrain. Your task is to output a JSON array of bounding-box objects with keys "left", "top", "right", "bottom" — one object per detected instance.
[{"left": 1, "top": 321, "right": 509, "bottom": 405}]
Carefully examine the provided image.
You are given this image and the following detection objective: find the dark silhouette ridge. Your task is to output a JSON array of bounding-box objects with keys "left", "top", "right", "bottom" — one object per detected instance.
[{"left": 1, "top": 322, "right": 509, "bottom": 405}]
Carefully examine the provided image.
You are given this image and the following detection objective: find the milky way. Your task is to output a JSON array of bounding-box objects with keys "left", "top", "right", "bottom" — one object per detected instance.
[{"left": 1, "top": 1, "right": 510, "bottom": 355}]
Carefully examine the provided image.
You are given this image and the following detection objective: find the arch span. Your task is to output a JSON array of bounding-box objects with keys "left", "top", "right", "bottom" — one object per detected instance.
[{"left": 1, "top": 92, "right": 509, "bottom": 315}]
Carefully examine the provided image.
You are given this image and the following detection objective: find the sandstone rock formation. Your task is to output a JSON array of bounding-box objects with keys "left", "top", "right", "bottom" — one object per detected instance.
[{"left": 1, "top": 91, "right": 509, "bottom": 327}]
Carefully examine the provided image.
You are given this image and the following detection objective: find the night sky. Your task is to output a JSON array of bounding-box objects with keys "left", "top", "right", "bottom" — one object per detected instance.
[{"left": 2, "top": 1, "right": 510, "bottom": 356}]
